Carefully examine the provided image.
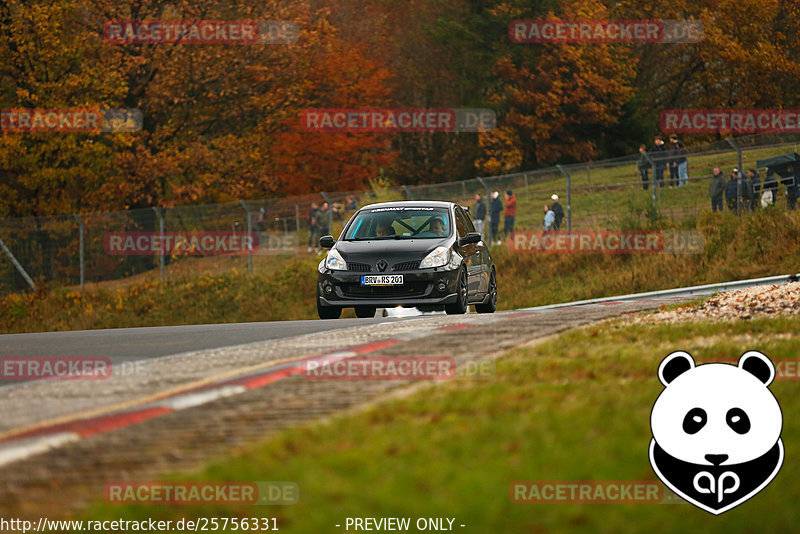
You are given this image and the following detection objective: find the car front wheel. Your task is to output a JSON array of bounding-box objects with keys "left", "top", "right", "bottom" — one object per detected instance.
[
  {"left": 355, "top": 306, "right": 376, "bottom": 318},
  {"left": 445, "top": 269, "right": 468, "bottom": 315},
  {"left": 317, "top": 287, "right": 342, "bottom": 319}
]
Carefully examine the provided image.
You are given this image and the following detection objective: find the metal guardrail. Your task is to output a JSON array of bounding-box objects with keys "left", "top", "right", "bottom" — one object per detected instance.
[{"left": 520, "top": 273, "right": 800, "bottom": 311}]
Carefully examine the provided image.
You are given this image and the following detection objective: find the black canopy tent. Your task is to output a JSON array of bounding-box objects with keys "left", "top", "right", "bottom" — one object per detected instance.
[{"left": 756, "top": 152, "right": 800, "bottom": 178}]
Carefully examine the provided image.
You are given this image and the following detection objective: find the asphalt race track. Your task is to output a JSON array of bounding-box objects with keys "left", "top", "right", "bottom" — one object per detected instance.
[{"left": 0, "top": 298, "right": 683, "bottom": 518}]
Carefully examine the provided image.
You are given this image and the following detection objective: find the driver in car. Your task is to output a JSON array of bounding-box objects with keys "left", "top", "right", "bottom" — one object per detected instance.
[
  {"left": 430, "top": 217, "right": 446, "bottom": 236},
  {"left": 375, "top": 222, "right": 395, "bottom": 237}
]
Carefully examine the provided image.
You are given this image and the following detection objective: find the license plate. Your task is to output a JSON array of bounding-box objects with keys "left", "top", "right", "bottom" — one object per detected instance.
[{"left": 361, "top": 275, "right": 404, "bottom": 286}]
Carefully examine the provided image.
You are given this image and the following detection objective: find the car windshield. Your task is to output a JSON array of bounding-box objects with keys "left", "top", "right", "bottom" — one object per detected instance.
[{"left": 343, "top": 207, "right": 451, "bottom": 240}]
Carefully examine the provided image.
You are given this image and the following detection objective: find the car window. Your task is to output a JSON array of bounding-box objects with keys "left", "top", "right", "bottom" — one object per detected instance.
[
  {"left": 343, "top": 207, "right": 452, "bottom": 240},
  {"left": 454, "top": 207, "right": 469, "bottom": 238},
  {"left": 459, "top": 206, "right": 476, "bottom": 233}
]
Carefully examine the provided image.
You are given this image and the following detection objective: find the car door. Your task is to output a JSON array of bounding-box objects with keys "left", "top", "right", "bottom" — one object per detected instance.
[{"left": 454, "top": 206, "right": 483, "bottom": 297}]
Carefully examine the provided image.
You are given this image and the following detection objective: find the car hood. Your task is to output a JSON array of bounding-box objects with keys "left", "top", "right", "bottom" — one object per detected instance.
[{"left": 335, "top": 237, "right": 451, "bottom": 262}]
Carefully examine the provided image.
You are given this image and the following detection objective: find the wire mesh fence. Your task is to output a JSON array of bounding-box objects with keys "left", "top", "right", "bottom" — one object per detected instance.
[{"left": 2, "top": 133, "right": 799, "bottom": 293}]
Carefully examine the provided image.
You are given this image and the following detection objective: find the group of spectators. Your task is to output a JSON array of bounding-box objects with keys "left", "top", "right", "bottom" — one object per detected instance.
[
  {"left": 473, "top": 190, "right": 516, "bottom": 243},
  {"left": 637, "top": 134, "right": 689, "bottom": 189},
  {"left": 708, "top": 166, "right": 799, "bottom": 213},
  {"left": 472, "top": 190, "right": 564, "bottom": 240}
]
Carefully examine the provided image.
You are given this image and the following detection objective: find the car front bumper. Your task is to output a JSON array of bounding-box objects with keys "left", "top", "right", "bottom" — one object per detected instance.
[{"left": 317, "top": 268, "right": 461, "bottom": 307}]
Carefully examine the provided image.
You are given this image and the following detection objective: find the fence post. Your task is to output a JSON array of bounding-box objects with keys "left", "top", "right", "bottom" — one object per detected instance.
[
  {"left": 240, "top": 200, "right": 253, "bottom": 273},
  {"left": 74, "top": 214, "right": 84, "bottom": 291},
  {"left": 295, "top": 204, "right": 301, "bottom": 234},
  {"left": 586, "top": 165, "right": 591, "bottom": 186},
  {"left": 152, "top": 207, "right": 165, "bottom": 282},
  {"left": 556, "top": 165, "right": 572, "bottom": 233},
  {"left": 0, "top": 235, "right": 37, "bottom": 291},
  {"left": 402, "top": 185, "right": 415, "bottom": 200},
  {"left": 477, "top": 177, "right": 492, "bottom": 242}
]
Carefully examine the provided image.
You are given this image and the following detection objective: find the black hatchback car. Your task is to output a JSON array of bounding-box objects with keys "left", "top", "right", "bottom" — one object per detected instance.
[{"left": 316, "top": 201, "right": 497, "bottom": 319}]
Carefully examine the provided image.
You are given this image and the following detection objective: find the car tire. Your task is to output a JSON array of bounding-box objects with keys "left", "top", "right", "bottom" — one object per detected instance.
[
  {"left": 445, "top": 269, "right": 468, "bottom": 315},
  {"left": 475, "top": 267, "right": 497, "bottom": 314},
  {"left": 317, "top": 287, "right": 342, "bottom": 319},
  {"left": 355, "top": 306, "right": 376, "bottom": 318}
]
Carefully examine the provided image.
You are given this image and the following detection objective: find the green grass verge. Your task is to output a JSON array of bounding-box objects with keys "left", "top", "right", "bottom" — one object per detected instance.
[{"left": 79, "top": 315, "right": 800, "bottom": 533}]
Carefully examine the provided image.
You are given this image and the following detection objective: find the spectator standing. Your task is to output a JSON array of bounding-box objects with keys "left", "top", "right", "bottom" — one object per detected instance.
[
  {"left": 725, "top": 169, "right": 741, "bottom": 212},
  {"left": 256, "top": 206, "right": 268, "bottom": 233},
  {"left": 318, "top": 202, "right": 331, "bottom": 237},
  {"left": 763, "top": 168, "right": 779, "bottom": 207},
  {"left": 307, "top": 202, "right": 319, "bottom": 252},
  {"left": 668, "top": 137, "right": 679, "bottom": 187},
  {"left": 473, "top": 193, "right": 486, "bottom": 237},
  {"left": 490, "top": 191, "right": 503, "bottom": 243},
  {"left": 637, "top": 144, "right": 650, "bottom": 190},
  {"left": 738, "top": 169, "right": 753, "bottom": 211},
  {"left": 543, "top": 205, "right": 555, "bottom": 231},
  {"left": 550, "top": 194, "right": 564, "bottom": 230},
  {"left": 747, "top": 169, "right": 761, "bottom": 211},
  {"left": 652, "top": 135, "right": 668, "bottom": 188},
  {"left": 346, "top": 196, "right": 358, "bottom": 210},
  {"left": 670, "top": 135, "right": 689, "bottom": 186},
  {"left": 709, "top": 167, "right": 725, "bottom": 212},
  {"left": 504, "top": 190, "right": 517, "bottom": 237}
]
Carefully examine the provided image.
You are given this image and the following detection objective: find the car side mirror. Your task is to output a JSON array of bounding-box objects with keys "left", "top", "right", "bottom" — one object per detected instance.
[
  {"left": 319, "top": 235, "right": 335, "bottom": 249},
  {"left": 458, "top": 232, "right": 481, "bottom": 247}
]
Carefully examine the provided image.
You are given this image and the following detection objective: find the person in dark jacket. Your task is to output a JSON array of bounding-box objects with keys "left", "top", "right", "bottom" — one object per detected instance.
[
  {"left": 747, "top": 169, "right": 761, "bottom": 211},
  {"left": 668, "top": 136, "right": 679, "bottom": 187},
  {"left": 307, "top": 202, "right": 320, "bottom": 252},
  {"left": 651, "top": 135, "right": 668, "bottom": 188},
  {"left": 637, "top": 144, "right": 650, "bottom": 190},
  {"left": 473, "top": 193, "right": 486, "bottom": 237},
  {"left": 489, "top": 191, "right": 503, "bottom": 243},
  {"left": 550, "top": 194, "right": 565, "bottom": 230},
  {"left": 670, "top": 134, "right": 689, "bottom": 186},
  {"left": 725, "top": 169, "right": 742, "bottom": 212},
  {"left": 709, "top": 167, "right": 725, "bottom": 212}
]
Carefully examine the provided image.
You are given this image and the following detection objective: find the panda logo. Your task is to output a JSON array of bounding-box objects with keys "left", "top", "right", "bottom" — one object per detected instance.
[{"left": 649, "top": 350, "right": 784, "bottom": 515}]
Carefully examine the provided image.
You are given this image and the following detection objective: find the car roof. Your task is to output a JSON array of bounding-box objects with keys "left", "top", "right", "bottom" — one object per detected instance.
[{"left": 358, "top": 200, "right": 455, "bottom": 210}]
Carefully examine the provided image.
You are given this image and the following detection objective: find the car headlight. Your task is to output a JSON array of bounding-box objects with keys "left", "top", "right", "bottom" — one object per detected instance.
[
  {"left": 420, "top": 246, "right": 451, "bottom": 269},
  {"left": 324, "top": 249, "right": 347, "bottom": 271}
]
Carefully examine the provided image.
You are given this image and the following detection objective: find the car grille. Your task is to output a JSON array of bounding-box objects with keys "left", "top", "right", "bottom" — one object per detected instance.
[
  {"left": 392, "top": 260, "right": 421, "bottom": 271},
  {"left": 347, "top": 262, "right": 372, "bottom": 272},
  {"left": 341, "top": 282, "right": 429, "bottom": 299}
]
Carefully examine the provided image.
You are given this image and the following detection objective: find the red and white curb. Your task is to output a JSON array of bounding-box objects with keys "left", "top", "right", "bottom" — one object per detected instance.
[{"left": 0, "top": 318, "right": 522, "bottom": 468}]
